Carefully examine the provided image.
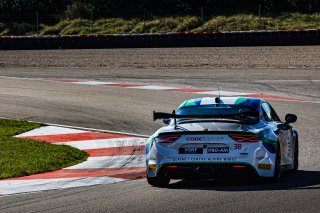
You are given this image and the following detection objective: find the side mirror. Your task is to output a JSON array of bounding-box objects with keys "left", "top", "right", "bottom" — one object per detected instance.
[
  {"left": 163, "top": 118, "right": 170, "bottom": 125},
  {"left": 285, "top": 114, "right": 297, "bottom": 124}
]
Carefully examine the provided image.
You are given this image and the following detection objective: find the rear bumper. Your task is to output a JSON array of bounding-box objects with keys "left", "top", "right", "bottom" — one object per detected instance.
[
  {"left": 146, "top": 136, "right": 277, "bottom": 178},
  {"left": 157, "top": 163, "right": 258, "bottom": 179}
]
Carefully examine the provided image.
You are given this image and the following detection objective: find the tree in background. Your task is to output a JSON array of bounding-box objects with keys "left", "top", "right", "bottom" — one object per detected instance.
[
  {"left": 0, "top": 0, "right": 319, "bottom": 23},
  {"left": 0, "top": 0, "right": 71, "bottom": 23}
]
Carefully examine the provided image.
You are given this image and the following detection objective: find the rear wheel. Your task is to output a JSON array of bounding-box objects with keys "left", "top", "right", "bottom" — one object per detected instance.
[
  {"left": 270, "top": 142, "right": 281, "bottom": 182},
  {"left": 147, "top": 171, "right": 170, "bottom": 187},
  {"left": 292, "top": 138, "right": 299, "bottom": 172}
]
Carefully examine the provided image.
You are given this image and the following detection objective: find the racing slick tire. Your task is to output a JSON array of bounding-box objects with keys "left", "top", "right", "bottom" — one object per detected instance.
[
  {"left": 270, "top": 142, "right": 281, "bottom": 182},
  {"left": 292, "top": 138, "right": 299, "bottom": 172},
  {"left": 147, "top": 171, "right": 170, "bottom": 187}
]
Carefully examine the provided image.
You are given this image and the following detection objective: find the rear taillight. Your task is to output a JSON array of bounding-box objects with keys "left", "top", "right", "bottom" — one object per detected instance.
[
  {"left": 166, "top": 165, "right": 178, "bottom": 169},
  {"left": 230, "top": 135, "right": 260, "bottom": 142},
  {"left": 233, "top": 165, "right": 247, "bottom": 169},
  {"left": 155, "top": 136, "right": 180, "bottom": 143}
]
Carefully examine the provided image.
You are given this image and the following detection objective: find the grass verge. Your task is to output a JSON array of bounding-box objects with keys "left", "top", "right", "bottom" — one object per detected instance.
[{"left": 0, "top": 118, "right": 88, "bottom": 179}]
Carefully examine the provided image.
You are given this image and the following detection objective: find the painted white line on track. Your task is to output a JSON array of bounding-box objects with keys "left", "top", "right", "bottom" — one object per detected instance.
[
  {"left": 67, "top": 155, "right": 146, "bottom": 169},
  {"left": 71, "top": 81, "right": 114, "bottom": 85},
  {"left": 16, "top": 126, "right": 88, "bottom": 137},
  {"left": 0, "top": 176, "right": 124, "bottom": 195},
  {"left": 55, "top": 137, "right": 147, "bottom": 150},
  {"left": 44, "top": 123, "right": 150, "bottom": 138},
  {"left": 129, "top": 85, "right": 178, "bottom": 90},
  {"left": 196, "top": 91, "right": 253, "bottom": 96}
]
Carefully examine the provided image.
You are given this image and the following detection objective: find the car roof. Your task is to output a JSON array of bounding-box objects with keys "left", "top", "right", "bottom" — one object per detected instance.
[{"left": 178, "top": 97, "right": 263, "bottom": 111}]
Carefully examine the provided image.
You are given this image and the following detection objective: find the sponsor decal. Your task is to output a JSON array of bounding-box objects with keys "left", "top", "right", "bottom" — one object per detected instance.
[
  {"left": 186, "top": 136, "right": 225, "bottom": 142},
  {"left": 257, "top": 164, "right": 272, "bottom": 170},
  {"left": 179, "top": 147, "right": 203, "bottom": 154},
  {"left": 207, "top": 147, "right": 229, "bottom": 153},
  {"left": 172, "top": 157, "right": 237, "bottom": 162}
]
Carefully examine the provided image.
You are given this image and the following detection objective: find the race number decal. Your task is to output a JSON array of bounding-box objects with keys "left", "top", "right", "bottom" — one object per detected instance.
[{"left": 234, "top": 144, "right": 242, "bottom": 150}]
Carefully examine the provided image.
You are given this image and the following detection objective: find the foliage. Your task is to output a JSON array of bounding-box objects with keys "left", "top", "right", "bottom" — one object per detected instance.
[
  {"left": 64, "top": 2, "right": 94, "bottom": 19},
  {"left": 2, "top": 13, "right": 311, "bottom": 36},
  {"left": 1, "top": 12, "right": 319, "bottom": 35},
  {"left": 0, "top": 0, "right": 319, "bottom": 24}
]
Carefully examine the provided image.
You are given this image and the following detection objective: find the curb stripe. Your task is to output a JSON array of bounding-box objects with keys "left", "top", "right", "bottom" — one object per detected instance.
[
  {"left": 54, "top": 138, "right": 147, "bottom": 150},
  {"left": 18, "top": 132, "right": 136, "bottom": 143},
  {"left": 3, "top": 125, "right": 148, "bottom": 195},
  {"left": 111, "top": 172, "right": 146, "bottom": 180},
  {"left": 2, "top": 76, "right": 317, "bottom": 103},
  {"left": 0, "top": 177, "right": 125, "bottom": 195},
  {"left": 72, "top": 81, "right": 114, "bottom": 85},
  {"left": 104, "top": 83, "right": 145, "bottom": 87},
  {"left": 167, "top": 88, "right": 210, "bottom": 93},
  {"left": 197, "top": 91, "right": 253, "bottom": 96},
  {"left": 129, "top": 85, "right": 177, "bottom": 90},
  {"left": 4, "top": 168, "right": 145, "bottom": 180},
  {"left": 43, "top": 123, "right": 149, "bottom": 138},
  {"left": 84, "top": 145, "right": 145, "bottom": 157},
  {"left": 16, "top": 126, "right": 88, "bottom": 137},
  {"left": 46, "top": 78, "right": 313, "bottom": 103},
  {"left": 243, "top": 94, "right": 300, "bottom": 101},
  {"left": 52, "top": 79, "right": 85, "bottom": 83},
  {"left": 67, "top": 155, "right": 145, "bottom": 169}
]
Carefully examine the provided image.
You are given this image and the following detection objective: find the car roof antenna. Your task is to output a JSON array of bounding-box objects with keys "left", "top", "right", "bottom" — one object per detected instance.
[
  {"left": 215, "top": 87, "right": 220, "bottom": 104},
  {"left": 172, "top": 110, "right": 177, "bottom": 129}
]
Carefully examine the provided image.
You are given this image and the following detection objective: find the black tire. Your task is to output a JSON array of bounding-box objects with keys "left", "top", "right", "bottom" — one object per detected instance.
[
  {"left": 147, "top": 172, "right": 170, "bottom": 187},
  {"left": 270, "top": 142, "right": 281, "bottom": 182},
  {"left": 292, "top": 137, "right": 299, "bottom": 172}
]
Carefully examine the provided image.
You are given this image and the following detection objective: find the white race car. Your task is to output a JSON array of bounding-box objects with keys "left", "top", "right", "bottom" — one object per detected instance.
[{"left": 146, "top": 97, "right": 298, "bottom": 186}]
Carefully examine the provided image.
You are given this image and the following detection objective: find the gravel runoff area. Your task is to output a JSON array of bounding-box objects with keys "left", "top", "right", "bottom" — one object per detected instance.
[
  {"left": 0, "top": 46, "right": 319, "bottom": 101},
  {"left": 1, "top": 46, "right": 320, "bottom": 70}
]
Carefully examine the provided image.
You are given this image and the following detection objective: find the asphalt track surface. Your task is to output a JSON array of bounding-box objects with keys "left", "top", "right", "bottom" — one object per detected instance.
[{"left": 0, "top": 46, "right": 320, "bottom": 212}]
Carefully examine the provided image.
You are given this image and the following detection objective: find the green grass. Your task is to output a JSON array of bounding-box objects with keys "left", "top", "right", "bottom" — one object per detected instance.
[
  {"left": 0, "top": 119, "right": 88, "bottom": 179},
  {"left": 0, "top": 13, "right": 319, "bottom": 36}
]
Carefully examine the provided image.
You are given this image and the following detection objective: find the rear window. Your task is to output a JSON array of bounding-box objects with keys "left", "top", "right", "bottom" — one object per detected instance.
[
  {"left": 176, "top": 104, "right": 259, "bottom": 124},
  {"left": 177, "top": 105, "right": 258, "bottom": 116}
]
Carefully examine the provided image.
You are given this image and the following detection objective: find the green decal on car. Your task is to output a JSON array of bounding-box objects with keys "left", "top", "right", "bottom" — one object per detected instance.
[
  {"left": 183, "top": 99, "right": 197, "bottom": 107},
  {"left": 260, "top": 137, "right": 277, "bottom": 146},
  {"left": 235, "top": 97, "right": 249, "bottom": 105},
  {"left": 146, "top": 136, "right": 156, "bottom": 145}
]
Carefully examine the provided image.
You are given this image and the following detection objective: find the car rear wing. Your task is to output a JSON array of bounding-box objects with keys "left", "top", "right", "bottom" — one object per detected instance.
[
  {"left": 153, "top": 110, "right": 242, "bottom": 121},
  {"left": 153, "top": 110, "right": 260, "bottom": 128}
]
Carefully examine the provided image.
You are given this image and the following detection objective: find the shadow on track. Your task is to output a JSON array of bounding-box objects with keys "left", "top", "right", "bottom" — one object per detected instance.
[{"left": 167, "top": 170, "right": 320, "bottom": 191}]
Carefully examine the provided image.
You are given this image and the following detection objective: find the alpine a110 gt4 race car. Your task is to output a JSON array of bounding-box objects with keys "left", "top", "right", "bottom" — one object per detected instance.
[{"left": 146, "top": 97, "right": 298, "bottom": 186}]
